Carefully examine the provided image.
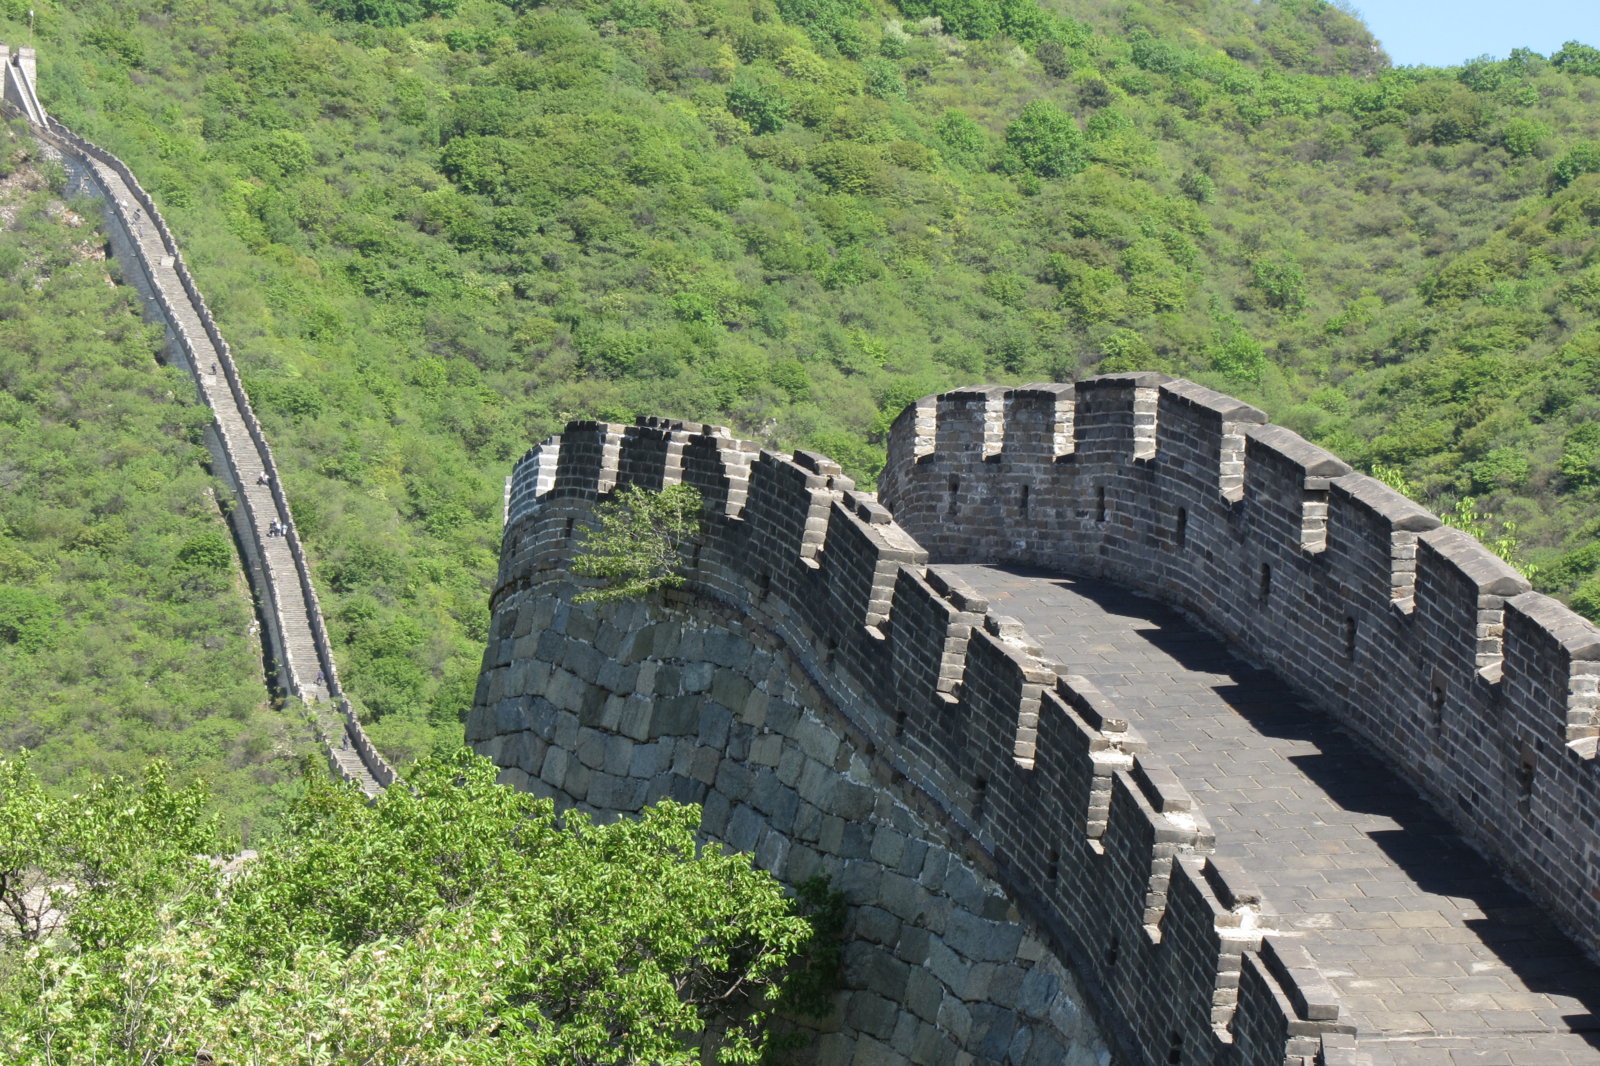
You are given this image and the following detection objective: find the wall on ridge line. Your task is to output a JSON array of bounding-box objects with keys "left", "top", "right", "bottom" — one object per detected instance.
[
  {"left": 879, "top": 373, "right": 1600, "bottom": 960},
  {"left": 476, "top": 419, "right": 1350, "bottom": 1066},
  {"left": 49, "top": 148, "right": 299, "bottom": 670},
  {"left": 14, "top": 97, "right": 394, "bottom": 792}
]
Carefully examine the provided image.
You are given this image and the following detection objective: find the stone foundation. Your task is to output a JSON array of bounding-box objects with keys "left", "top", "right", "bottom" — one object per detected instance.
[{"left": 470, "top": 584, "right": 1111, "bottom": 1066}]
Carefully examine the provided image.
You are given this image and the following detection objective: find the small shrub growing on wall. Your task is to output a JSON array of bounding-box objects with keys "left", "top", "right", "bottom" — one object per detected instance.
[{"left": 572, "top": 483, "right": 704, "bottom": 603}]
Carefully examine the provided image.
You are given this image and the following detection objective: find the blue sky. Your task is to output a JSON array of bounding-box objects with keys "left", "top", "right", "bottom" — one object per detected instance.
[{"left": 1353, "top": 0, "right": 1595, "bottom": 67}]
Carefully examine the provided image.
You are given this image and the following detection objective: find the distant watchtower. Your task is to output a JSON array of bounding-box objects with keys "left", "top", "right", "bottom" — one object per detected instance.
[{"left": 0, "top": 43, "right": 46, "bottom": 125}]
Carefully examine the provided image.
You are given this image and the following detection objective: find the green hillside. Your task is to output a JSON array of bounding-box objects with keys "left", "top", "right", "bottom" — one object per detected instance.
[{"left": 3, "top": 0, "right": 1599, "bottom": 769}]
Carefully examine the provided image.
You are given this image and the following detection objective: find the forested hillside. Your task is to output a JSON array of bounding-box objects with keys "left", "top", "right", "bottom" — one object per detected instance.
[{"left": 3, "top": 0, "right": 1599, "bottom": 765}]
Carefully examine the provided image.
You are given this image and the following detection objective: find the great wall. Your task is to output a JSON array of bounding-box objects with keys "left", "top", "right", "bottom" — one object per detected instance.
[
  {"left": 1, "top": 46, "right": 393, "bottom": 794},
  {"left": 475, "top": 381, "right": 1600, "bottom": 1065},
  {"left": 12, "top": 40, "right": 1600, "bottom": 1066}
]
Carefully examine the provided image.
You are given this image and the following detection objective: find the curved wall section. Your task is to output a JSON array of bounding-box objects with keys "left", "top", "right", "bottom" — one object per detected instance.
[
  {"left": 880, "top": 373, "right": 1600, "bottom": 960},
  {"left": 474, "top": 589, "right": 1109, "bottom": 1066},
  {"left": 475, "top": 419, "right": 1350, "bottom": 1066}
]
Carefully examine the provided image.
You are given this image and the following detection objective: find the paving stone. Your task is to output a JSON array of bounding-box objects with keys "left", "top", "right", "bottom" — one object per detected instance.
[{"left": 946, "top": 562, "right": 1600, "bottom": 1065}]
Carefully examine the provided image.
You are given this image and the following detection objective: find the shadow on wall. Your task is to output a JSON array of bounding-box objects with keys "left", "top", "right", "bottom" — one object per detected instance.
[
  {"left": 1007, "top": 564, "right": 1600, "bottom": 1050},
  {"left": 880, "top": 374, "right": 1600, "bottom": 968}
]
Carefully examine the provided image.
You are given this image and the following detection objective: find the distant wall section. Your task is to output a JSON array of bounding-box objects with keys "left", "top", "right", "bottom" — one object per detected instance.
[{"left": 9, "top": 77, "right": 395, "bottom": 793}]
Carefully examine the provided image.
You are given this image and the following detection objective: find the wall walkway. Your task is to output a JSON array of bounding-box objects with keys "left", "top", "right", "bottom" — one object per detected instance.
[
  {"left": 3, "top": 47, "right": 392, "bottom": 795},
  {"left": 879, "top": 375, "right": 1600, "bottom": 1063},
  {"left": 950, "top": 563, "right": 1600, "bottom": 1065},
  {"left": 882, "top": 376, "right": 1600, "bottom": 969}
]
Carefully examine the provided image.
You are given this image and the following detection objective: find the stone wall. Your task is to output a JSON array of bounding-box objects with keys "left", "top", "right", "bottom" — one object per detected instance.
[
  {"left": 5, "top": 67, "right": 394, "bottom": 792},
  {"left": 474, "top": 590, "right": 1110, "bottom": 1066},
  {"left": 0, "top": 45, "right": 46, "bottom": 125},
  {"left": 880, "top": 373, "right": 1600, "bottom": 962},
  {"left": 474, "top": 419, "right": 1349, "bottom": 1066}
]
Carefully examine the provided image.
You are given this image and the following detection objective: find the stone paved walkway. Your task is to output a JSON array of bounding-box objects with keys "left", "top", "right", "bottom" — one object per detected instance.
[
  {"left": 38, "top": 126, "right": 382, "bottom": 794},
  {"left": 942, "top": 563, "right": 1600, "bottom": 1066}
]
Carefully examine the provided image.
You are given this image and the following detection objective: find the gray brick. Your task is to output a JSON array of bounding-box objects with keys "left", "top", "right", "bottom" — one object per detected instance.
[
  {"left": 944, "top": 911, "right": 1023, "bottom": 965},
  {"left": 726, "top": 803, "right": 762, "bottom": 852},
  {"left": 629, "top": 740, "right": 672, "bottom": 779},
  {"left": 844, "top": 992, "right": 899, "bottom": 1041},
  {"left": 697, "top": 703, "right": 733, "bottom": 748}
]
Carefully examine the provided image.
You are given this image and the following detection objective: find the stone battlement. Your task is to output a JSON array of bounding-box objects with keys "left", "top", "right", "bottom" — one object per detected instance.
[
  {"left": 880, "top": 374, "right": 1600, "bottom": 964},
  {"left": 485, "top": 415, "right": 1353, "bottom": 1066}
]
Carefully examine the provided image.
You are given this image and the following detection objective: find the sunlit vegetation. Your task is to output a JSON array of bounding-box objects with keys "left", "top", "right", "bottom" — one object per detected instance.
[
  {"left": 0, "top": 750, "right": 842, "bottom": 1064},
  {"left": 1, "top": 0, "right": 1598, "bottom": 772}
]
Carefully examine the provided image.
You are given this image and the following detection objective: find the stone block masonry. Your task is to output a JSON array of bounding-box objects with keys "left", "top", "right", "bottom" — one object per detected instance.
[
  {"left": 880, "top": 374, "right": 1600, "bottom": 967},
  {"left": 477, "top": 419, "right": 1350, "bottom": 1066}
]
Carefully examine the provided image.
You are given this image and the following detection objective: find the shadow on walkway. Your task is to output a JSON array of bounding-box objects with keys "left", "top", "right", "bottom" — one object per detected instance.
[{"left": 952, "top": 562, "right": 1600, "bottom": 1053}]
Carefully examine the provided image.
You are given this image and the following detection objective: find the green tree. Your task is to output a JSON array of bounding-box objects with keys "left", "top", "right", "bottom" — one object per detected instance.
[
  {"left": 1250, "top": 257, "right": 1308, "bottom": 313},
  {"left": 0, "top": 751, "right": 838, "bottom": 1065},
  {"left": 1178, "top": 171, "right": 1215, "bottom": 204},
  {"left": 726, "top": 78, "right": 790, "bottom": 134},
  {"left": 937, "top": 109, "right": 989, "bottom": 164},
  {"left": 314, "top": 0, "right": 459, "bottom": 26},
  {"left": 1498, "top": 117, "right": 1550, "bottom": 158},
  {"left": 176, "top": 530, "right": 233, "bottom": 573},
  {"left": 0, "top": 754, "right": 216, "bottom": 950},
  {"left": 1001, "top": 100, "right": 1085, "bottom": 179},
  {"left": 1551, "top": 141, "right": 1600, "bottom": 192},
  {"left": 0, "top": 587, "right": 59, "bottom": 652},
  {"left": 1552, "top": 41, "right": 1600, "bottom": 78},
  {"left": 1560, "top": 424, "right": 1600, "bottom": 488},
  {"left": 572, "top": 483, "right": 703, "bottom": 602}
]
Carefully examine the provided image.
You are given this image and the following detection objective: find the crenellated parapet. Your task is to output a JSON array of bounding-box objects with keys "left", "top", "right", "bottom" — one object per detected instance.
[
  {"left": 481, "top": 416, "right": 1353, "bottom": 1066},
  {"left": 882, "top": 374, "right": 1600, "bottom": 962}
]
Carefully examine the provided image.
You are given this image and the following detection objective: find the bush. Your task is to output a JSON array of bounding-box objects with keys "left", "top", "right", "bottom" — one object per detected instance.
[
  {"left": 0, "top": 752, "right": 840, "bottom": 1064},
  {"left": 727, "top": 77, "right": 791, "bottom": 133},
  {"left": 1551, "top": 142, "right": 1600, "bottom": 192},
  {"left": 1499, "top": 118, "right": 1550, "bottom": 158},
  {"left": 315, "top": 0, "right": 459, "bottom": 26},
  {"left": 1001, "top": 100, "right": 1085, "bottom": 179},
  {"left": 0, "top": 587, "right": 60, "bottom": 652},
  {"left": 571, "top": 483, "right": 703, "bottom": 602}
]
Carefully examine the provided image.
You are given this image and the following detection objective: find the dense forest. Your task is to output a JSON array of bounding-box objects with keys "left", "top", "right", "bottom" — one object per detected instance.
[{"left": 1, "top": 0, "right": 1598, "bottom": 781}]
